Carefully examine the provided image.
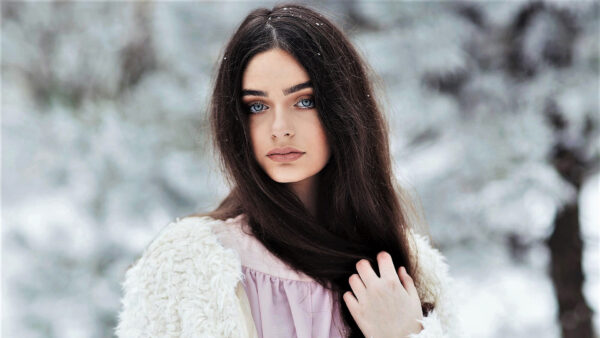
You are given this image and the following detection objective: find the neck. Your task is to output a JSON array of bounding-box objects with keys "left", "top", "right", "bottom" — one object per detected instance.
[{"left": 287, "top": 175, "right": 319, "bottom": 218}]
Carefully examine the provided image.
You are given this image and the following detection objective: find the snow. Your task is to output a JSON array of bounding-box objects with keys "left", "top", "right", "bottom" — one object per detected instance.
[{"left": 1, "top": 1, "right": 598, "bottom": 337}]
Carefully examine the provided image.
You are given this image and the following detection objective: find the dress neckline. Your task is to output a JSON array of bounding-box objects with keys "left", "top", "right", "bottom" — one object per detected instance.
[{"left": 212, "top": 214, "right": 316, "bottom": 282}]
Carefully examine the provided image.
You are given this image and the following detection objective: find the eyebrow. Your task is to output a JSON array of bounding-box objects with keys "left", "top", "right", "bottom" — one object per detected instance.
[{"left": 242, "top": 80, "right": 313, "bottom": 97}]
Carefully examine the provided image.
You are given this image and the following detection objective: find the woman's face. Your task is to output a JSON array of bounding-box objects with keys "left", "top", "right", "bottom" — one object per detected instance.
[{"left": 241, "top": 48, "right": 331, "bottom": 184}]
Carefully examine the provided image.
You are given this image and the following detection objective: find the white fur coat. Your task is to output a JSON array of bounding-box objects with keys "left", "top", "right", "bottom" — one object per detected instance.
[{"left": 115, "top": 216, "right": 465, "bottom": 337}]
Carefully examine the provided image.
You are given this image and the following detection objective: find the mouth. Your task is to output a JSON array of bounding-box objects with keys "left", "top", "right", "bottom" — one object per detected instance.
[
  {"left": 268, "top": 151, "right": 303, "bottom": 155},
  {"left": 267, "top": 152, "right": 305, "bottom": 162}
]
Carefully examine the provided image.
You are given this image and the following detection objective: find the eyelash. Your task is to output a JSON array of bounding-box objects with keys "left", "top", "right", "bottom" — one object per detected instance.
[{"left": 245, "top": 96, "right": 315, "bottom": 114}]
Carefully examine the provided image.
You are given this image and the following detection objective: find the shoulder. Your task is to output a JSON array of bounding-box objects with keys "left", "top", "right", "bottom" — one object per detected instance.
[
  {"left": 115, "top": 215, "right": 246, "bottom": 337},
  {"left": 408, "top": 229, "right": 454, "bottom": 310},
  {"left": 123, "top": 215, "right": 243, "bottom": 281},
  {"left": 120, "top": 216, "right": 219, "bottom": 271},
  {"left": 144, "top": 215, "right": 223, "bottom": 256},
  {"left": 408, "top": 229, "right": 452, "bottom": 294},
  {"left": 406, "top": 228, "right": 469, "bottom": 338}
]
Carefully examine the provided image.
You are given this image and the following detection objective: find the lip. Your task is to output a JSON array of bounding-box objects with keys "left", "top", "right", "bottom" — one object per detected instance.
[
  {"left": 267, "top": 147, "right": 304, "bottom": 156},
  {"left": 267, "top": 152, "right": 305, "bottom": 162}
]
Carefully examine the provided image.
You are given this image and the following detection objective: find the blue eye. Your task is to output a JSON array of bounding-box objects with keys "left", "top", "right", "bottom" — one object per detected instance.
[
  {"left": 245, "top": 96, "right": 315, "bottom": 114},
  {"left": 248, "top": 102, "right": 266, "bottom": 114},
  {"left": 296, "top": 97, "right": 315, "bottom": 108}
]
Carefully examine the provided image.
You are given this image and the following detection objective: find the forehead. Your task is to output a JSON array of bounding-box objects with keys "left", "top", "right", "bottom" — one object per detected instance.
[{"left": 242, "top": 48, "right": 310, "bottom": 88}]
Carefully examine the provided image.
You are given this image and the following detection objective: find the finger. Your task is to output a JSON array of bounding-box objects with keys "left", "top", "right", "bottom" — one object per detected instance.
[
  {"left": 377, "top": 251, "right": 398, "bottom": 281},
  {"left": 356, "top": 259, "right": 378, "bottom": 287},
  {"left": 343, "top": 290, "right": 360, "bottom": 314},
  {"left": 342, "top": 291, "right": 365, "bottom": 331},
  {"left": 398, "top": 266, "right": 417, "bottom": 296},
  {"left": 348, "top": 273, "right": 367, "bottom": 303}
]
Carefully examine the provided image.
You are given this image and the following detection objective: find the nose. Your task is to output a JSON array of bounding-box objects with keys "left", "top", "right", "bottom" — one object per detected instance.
[{"left": 270, "top": 107, "right": 295, "bottom": 139}]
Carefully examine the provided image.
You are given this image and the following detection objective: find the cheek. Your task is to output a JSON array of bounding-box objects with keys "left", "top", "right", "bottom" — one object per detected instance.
[
  {"left": 249, "top": 120, "right": 263, "bottom": 152},
  {"left": 315, "top": 132, "right": 329, "bottom": 156},
  {"left": 310, "top": 122, "right": 331, "bottom": 160}
]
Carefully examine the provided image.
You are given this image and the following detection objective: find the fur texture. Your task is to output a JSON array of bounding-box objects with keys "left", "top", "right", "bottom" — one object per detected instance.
[{"left": 115, "top": 216, "right": 464, "bottom": 337}]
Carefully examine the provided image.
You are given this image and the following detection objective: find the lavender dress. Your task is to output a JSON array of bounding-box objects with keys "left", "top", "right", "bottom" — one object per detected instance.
[{"left": 212, "top": 214, "right": 348, "bottom": 338}]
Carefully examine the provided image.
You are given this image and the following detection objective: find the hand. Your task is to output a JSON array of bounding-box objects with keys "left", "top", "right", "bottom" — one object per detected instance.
[{"left": 343, "top": 251, "right": 424, "bottom": 338}]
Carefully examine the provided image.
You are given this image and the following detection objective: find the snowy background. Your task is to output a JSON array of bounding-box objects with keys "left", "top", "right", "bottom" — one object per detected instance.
[{"left": 2, "top": 1, "right": 598, "bottom": 337}]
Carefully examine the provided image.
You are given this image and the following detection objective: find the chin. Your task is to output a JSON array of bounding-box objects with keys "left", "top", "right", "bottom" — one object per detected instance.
[
  {"left": 270, "top": 174, "right": 306, "bottom": 183},
  {"left": 267, "top": 169, "right": 308, "bottom": 183}
]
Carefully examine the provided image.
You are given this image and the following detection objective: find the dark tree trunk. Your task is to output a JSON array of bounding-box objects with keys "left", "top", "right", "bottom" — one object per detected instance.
[{"left": 547, "top": 202, "right": 594, "bottom": 338}]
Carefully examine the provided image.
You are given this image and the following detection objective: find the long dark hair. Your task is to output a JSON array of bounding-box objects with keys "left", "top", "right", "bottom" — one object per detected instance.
[{"left": 191, "top": 3, "right": 435, "bottom": 337}]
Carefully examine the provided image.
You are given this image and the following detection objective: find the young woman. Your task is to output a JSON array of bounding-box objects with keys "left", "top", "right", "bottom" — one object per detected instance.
[{"left": 116, "top": 3, "right": 463, "bottom": 338}]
